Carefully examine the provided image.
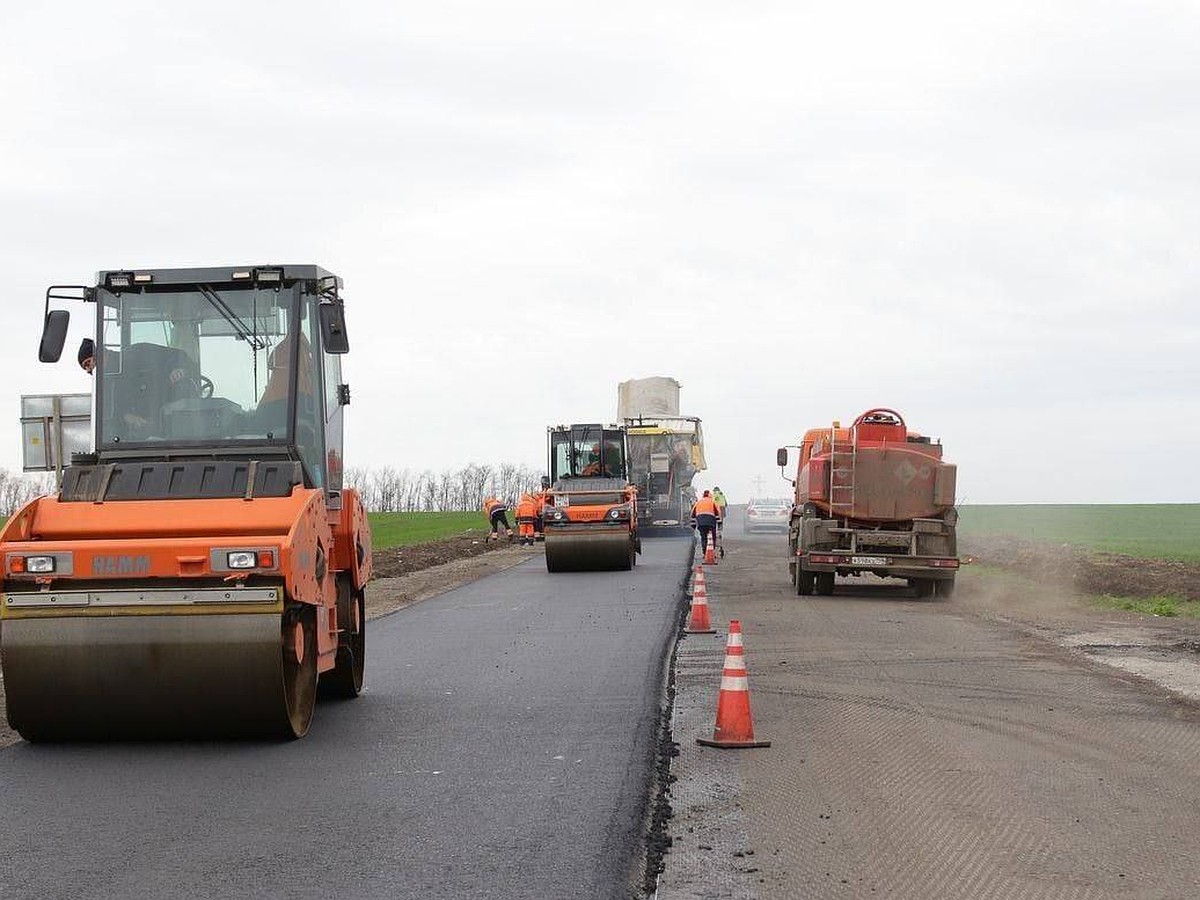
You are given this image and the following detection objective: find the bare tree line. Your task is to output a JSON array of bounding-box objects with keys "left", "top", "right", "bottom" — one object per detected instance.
[
  {"left": 344, "top": 463, "right": 545, "bottom": 513},
  {"left": 0, "top": 465, "right": 543, "bottom": 517},
  {"left": 0, "top": 470, "right": 58, "bottom": 518}
]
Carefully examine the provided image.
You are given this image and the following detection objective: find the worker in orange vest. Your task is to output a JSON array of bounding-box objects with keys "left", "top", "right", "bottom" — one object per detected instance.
[
  {"left": 515, "top": 493, "right": 538, "bottom": 545},
  {"left": 691, "top": 490, "right": 721, "bottom": 555},
  {"left": 532, "top": 490, "right": 546, "bottom": 541},
  {"left": 482, "top": 495, "right": 513, "bottom": 542}
]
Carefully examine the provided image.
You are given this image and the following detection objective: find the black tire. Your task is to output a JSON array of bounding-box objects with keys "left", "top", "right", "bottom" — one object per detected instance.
[
  {"left": 913, "top": 579, "right": 935, "bottom": 599},
  {"left": 815, "top": 572, "right": 835, "bottom": 596},
  {"left": 280, "top": 605, "right": 318, "bottom": 738},
  {"left": 320, "top": 585, "right": 365, "bottom": 699},
  {"left": 797, "top": 571, "right": 815, "bottom": 596},
  {"left": 935, "top": 578, "right": 956, "bottom": 599}
]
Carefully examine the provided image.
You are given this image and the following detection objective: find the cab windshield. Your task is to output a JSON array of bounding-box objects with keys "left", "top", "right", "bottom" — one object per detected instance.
[
  {"left": 95, "top": 284, "right": 321, "bottom": 453},
  {"left": 550, "top": 426, "right": 627, "bottom": 480}
]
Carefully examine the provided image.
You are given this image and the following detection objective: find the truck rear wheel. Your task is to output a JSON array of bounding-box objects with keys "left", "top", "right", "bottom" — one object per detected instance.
[
  {"left": 815, "top": 572, "right": 835, "bottom": 596},
  {"left": 935, "top": 578, "right": 956, "bottom": 599},
  {"left": 912, "top": 579, "right": 935, "bottom": 599},
  {"left": 797, "top": 571, "right": 815, "bottom": 596}
]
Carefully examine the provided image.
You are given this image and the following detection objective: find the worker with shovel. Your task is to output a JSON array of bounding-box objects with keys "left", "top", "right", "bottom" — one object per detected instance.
[{"left": 483, "top": 495, "right": 514, "bottom": 542}]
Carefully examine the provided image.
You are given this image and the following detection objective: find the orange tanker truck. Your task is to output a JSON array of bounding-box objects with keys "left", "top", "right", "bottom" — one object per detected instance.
[
  {"left": 0, "top": 265, "right": 371, "bottom": 740},
  {"left": 776, "top": 408, "right": 959, "bottom": 598}
]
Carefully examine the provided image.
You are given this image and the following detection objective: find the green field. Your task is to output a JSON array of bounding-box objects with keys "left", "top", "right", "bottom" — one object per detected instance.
[
  {"left": 958, "top": 504, "right": 1200, "bottom": 563},
  {"left": 367, "top": 511, "right": 490, "bottom": 551}
]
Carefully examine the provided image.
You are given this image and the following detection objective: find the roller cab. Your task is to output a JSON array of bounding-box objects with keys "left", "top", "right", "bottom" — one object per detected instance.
[
  {"left": 542, "top": 424, "right": 640, "bottom": 572},
  {"left": 2, "top": 265, "right": 372, "bottom": 740}
]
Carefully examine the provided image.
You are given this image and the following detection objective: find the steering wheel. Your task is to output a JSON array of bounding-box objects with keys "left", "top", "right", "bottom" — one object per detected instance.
[{"left": 196, "top": 375, "right": 214, "bottom": 399}]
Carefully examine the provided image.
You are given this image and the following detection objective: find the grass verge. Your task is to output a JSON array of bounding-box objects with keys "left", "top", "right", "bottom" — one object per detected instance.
[
  {"left": 368, "top": 512, "right": 489, "bottom": 550},
  {"left": 1090, "top": 594, "right": 1200, "bottom": 619}
]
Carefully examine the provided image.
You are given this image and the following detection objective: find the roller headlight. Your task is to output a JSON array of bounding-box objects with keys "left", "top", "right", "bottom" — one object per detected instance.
[
  {"left": 25, "top": 556, "right": 56, "bottom": 573},
  {"left": 227, "top": 551, "right": 257, "bottom": 569}
]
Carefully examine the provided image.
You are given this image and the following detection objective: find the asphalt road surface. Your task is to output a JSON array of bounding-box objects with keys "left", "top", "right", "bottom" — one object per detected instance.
[{"left": 0, "top": 537, "right": 692, "bottom": 900}]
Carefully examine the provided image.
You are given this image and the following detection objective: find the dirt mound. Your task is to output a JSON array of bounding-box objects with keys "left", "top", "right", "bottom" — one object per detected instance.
[
  {"left": 370, "top": 532, "right": 518, "bottom": 578},
  {"left": 964, "top": 536, "right": 1200, "bottom": 601}
]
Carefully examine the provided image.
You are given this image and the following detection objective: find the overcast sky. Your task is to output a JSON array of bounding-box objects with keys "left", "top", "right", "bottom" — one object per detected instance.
[{"left": 1, "top": 1, "right": 1197, "bottom": 504}]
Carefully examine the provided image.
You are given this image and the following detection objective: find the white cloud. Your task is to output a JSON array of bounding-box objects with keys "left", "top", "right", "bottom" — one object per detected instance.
[{"left": 1, "top": 0, "right": 1196, "bottom": 503}]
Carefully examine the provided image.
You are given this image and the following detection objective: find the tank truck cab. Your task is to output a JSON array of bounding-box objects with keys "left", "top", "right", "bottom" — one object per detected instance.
[{"left": 2, "top": 266, "right": 371, "bottom": 741}]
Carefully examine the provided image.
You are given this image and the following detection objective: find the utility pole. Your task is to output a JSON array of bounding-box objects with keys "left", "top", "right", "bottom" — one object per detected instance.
[{"left": 751, "top": 475, "right": 766, "bottom": 496}]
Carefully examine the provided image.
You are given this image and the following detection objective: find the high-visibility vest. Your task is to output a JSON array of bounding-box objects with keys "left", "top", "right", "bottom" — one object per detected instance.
[
  {"left": 692, "top": 497, "right": 718, "bottom": 517},
  {"left": 483, "top": 497, "right": 506, "bottom": 517}
]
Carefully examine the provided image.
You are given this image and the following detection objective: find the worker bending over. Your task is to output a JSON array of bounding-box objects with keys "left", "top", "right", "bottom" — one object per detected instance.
[{"left": 483, "top": 495, "right": 513, "bottom": 542}]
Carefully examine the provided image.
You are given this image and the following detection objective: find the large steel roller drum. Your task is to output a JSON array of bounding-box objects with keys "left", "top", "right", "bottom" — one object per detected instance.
[
  {"left": 2, "top": 605, "right": 317, "bottom": 741},
  {"left": 544, "top": 528, "right": 635, "bottom": 572}
]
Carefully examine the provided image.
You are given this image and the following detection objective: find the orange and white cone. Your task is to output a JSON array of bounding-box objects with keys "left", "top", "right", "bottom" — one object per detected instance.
[
  {"left": 698, "top": 620, "right": 770, "bottom": 749},
  {"left": 685, "top": 571, "right": 716, "bottom": 634},
  {"left": 689, "top": 565, "right": 706, "bottom": 596},
  {"left": 703, "top": 532, "right": 717, "bottom": 566}
]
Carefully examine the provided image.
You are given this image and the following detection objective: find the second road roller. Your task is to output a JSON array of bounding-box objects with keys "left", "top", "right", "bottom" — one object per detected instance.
[
  {"left": 0, "top": 265, "right": 372, "bottom": 740},
  {"left": 542, "top": 424, "right": 641, "bottom": 572}
]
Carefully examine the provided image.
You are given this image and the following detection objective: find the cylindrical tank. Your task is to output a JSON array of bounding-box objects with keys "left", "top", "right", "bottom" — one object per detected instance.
[{"left": 797, "top": 410, "right": 956, "bottom": 523}]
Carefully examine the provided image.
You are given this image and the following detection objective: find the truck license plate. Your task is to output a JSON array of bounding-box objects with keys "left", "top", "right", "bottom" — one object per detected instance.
[{"left": 851, "top": 555, "right": 888, "bottom": 566}]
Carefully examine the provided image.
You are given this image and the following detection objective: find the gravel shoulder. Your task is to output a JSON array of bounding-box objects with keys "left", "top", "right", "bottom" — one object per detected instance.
[
  {"left": 958, "top": 536, "right": 1200, "bottom": 701},
  {"left": 659, "top": 532, "right": 1200, "bottom": 899}
]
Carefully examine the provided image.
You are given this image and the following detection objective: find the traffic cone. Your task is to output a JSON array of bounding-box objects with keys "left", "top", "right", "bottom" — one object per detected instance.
[
  {"left": 697, "top": 620, "right": 770, "bottom": 749},
  {"left": 685, "top": 574, "right": 716, "bottom": 634},
  {"left": 689, "top": 565, "right": 706, "bottom": 596},
  {"left": 703, "top": 538, "right": 717, "bottom": 566}
]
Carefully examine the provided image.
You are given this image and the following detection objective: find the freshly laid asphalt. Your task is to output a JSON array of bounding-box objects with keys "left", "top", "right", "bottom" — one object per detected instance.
[{"left": 0, "top": 537, "right": 693, "bottom": 900}]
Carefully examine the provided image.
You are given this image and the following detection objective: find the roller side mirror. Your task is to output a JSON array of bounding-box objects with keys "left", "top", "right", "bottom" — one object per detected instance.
[
  {"left": 319, "top": 303, "right": 350, "bottom": 354},
  {"left": 39, "top": 309, "right": 70, "bottom": 363}
]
